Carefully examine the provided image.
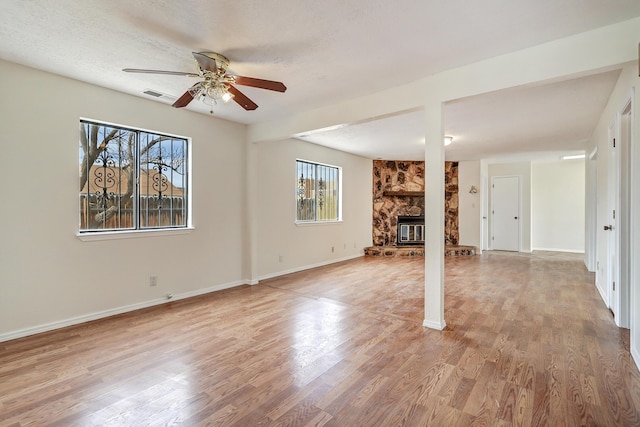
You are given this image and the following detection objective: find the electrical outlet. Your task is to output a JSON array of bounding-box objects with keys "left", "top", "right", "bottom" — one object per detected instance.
[
  {"left": 331, "top": 246, "right": 335, "bottom": 253},
  {"left": 278, "top": 255, "right": 283, "bottom": 263},
  {"left": 149, "top": 275, "right": 157, "bottom": 287}
]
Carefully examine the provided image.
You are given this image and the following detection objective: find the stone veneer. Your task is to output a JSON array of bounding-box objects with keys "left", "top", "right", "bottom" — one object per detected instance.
[
  {"left": 372, "top": 160, "right": 459, "bottom": 247},
  {"left": 363, "top": 245, "right": 476, "bottom": 257}
]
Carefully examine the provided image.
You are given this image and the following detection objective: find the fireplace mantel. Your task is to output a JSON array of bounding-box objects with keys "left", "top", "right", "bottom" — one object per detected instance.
[{"left": 382, "top": 190, "right": 424, "bottom": 197}]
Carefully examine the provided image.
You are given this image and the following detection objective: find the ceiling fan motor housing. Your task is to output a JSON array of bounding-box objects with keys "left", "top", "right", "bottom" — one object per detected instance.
[{"left": 198, "top": 52, "right": 230, "bottom": 74}]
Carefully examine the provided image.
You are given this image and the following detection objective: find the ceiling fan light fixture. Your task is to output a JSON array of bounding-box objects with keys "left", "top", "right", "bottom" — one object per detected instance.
[
  {"left": 221, "top": 90, "right": 234, "bottom": 103},
  {"left": 124, "top": 50, "right": 285, "bottom": 111}
]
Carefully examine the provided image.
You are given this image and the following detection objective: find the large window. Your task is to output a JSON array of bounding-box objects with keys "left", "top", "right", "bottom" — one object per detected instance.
[
  {"left": 79, "top": 120, "right": 189, "bottom": 232},
  {"left": 296, "top": 159, "right": 341, "bottom": 222}
]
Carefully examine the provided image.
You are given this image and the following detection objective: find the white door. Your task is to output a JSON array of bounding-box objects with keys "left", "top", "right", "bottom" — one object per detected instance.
[{"left": 491, "top": 176, "right": 520, "bottom": 251}]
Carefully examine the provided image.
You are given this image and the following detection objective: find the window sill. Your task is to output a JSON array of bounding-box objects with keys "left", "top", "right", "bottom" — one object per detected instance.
[
  {"left": 77, "top": 227, "right": 195, "bottom": 242},
  {"left": 295, "top": 220, "right": 343, "bottom": 227}
]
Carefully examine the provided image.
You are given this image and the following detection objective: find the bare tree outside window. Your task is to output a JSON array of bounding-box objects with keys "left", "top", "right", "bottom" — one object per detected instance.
[{"left": 79, "top": 120, "right": 189, "bottom": 232}]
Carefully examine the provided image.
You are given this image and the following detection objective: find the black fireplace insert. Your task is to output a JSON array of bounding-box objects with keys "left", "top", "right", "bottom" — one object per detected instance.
[{"left": 396, "top": 216, "right": 425, "bottom": 246}]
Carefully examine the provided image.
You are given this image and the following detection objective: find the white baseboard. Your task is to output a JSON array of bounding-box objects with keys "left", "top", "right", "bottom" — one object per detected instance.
[
  {"left": 632, "top": 343, "right": 640, "bottom": 372},
  {"left": 258, "top": 254, "right": 363, "bottom": 281},
  {"left": 2, "top": 254, "right": 366, "bottom": 343},
  {"left": 0, "top": 280, "right": 246, "bottom": 343},
  {"left": 595, "top": 279, "right": 608, "bottom": 308},
  {"left": 531, "top": 247, "right": 585, "bottom": 254},
  {"left": 423, "top": 319, "right": 447, "bottom": 330}
]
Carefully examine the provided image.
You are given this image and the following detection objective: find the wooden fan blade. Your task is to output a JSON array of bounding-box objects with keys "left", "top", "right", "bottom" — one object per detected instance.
[
  {"left": 233, "top": 76, "right": 287, "bottom": 92},
  {"left": 227, "top": 85, "right": 258, "bottom": 110},
  {"left": 123, "top": 68, "right": 200, "bottom": 77},
  {"left": 172, "top": 83, "right": 201, "bottom": 108},
  {"left": 192, "top": 52, "right": 219, "bottom": 73}
]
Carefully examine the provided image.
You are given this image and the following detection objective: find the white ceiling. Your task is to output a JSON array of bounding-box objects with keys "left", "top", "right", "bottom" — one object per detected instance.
[
  {"left": 1, "top": 1, "right": 638, "bottom": 161},
  {"left": 297, "top": 69, "right": 622, "bottom": 161}
]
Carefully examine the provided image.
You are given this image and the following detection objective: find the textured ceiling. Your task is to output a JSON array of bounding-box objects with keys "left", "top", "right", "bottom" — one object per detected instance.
[
  {"left": 299, "top": 69, "right": 620, "bottom": 161},
  {"left": 1, "top": 1, "right": 639, "bottom": 160}
]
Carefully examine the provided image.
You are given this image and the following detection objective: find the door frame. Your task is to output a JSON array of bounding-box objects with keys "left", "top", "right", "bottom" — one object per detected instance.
[
  {"left": 606, "top": 120, "right": 619, "bottom": 315},
  {"left": 617, "top": 95, "right": 632, "bottom": 328},
  {"left": 606, "top": 93, "right": 633, "bottom": 328}
]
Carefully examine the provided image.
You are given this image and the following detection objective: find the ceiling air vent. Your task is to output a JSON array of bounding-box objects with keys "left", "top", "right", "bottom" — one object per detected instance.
[
  {"left": 143, "top": 89, "right": 163, "bottom": 97},
  {"left": 142, "top": 89, "right": 177, "bottom": 101}
]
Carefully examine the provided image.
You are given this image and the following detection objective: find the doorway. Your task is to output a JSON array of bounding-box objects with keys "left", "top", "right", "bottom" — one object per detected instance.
[{"left": 491, "top": 176, "right": 520, "bottom": 251}]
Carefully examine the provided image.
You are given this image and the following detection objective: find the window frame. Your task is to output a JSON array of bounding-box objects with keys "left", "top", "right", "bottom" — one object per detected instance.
[
  {"left": 295, "top": 158, "right": 342, "bottom": 224},
  {"left": 77, "top": 118, "right": 193, "bottom": 240}
]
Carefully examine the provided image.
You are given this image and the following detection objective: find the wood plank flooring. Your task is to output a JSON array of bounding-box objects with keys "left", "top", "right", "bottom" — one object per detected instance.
[{"left": 2, "top": 251, "right": 640, "bottom": 426}]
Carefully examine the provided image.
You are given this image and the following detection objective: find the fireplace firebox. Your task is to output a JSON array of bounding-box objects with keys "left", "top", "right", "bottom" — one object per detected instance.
[{"left": 396, "top": 216, "right": 425, "bottom": 246}]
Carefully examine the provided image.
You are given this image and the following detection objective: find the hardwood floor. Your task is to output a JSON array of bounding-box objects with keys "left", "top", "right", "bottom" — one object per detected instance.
[{"left": 2, "top": 251, "right": 640, "bottom": 426}]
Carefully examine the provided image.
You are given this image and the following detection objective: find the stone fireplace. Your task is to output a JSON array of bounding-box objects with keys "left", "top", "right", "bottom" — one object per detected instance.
[
  {"left": 365, "top": 160, "right": 474, "bottom": 257},
  {"left": 371, "top": 160, "right": 458, "bottom": 246}
]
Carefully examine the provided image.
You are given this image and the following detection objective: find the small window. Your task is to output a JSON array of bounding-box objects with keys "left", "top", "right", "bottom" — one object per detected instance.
[
  {"left": 296, "top": 159, "right": 341, "bottom": 222},
  {"left": 79, "top": 120, "right": 189, "bottom": 232}
]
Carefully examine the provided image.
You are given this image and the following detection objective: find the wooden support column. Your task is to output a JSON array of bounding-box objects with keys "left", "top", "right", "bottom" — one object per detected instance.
[{"left": 423, "top": 104, "right": 446, "bottom": 330}]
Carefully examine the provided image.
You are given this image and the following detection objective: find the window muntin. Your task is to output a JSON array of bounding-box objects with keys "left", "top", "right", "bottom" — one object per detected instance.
[
  {"left": 79, "top": 120, "right": 188, "bottom": 232},
  {"left": 296, "top": 160, "right": 340, "bottom": 222}
]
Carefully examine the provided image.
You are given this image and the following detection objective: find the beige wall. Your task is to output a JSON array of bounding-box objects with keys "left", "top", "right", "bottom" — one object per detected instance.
[
  {"left": 458, "top": 160, "right": 482, "bottom": 249},
  {"left": 532, "top": 159, "right": 585, "bottom": 252},
  {"left": 0, "top": 60, "right": 373, "bottom": 340},
  {"left": 256, "top": 139, "right": 372, "bottom": 279},
  {"left": 0, "top": 59, "right": 248, "bottom": 339}
]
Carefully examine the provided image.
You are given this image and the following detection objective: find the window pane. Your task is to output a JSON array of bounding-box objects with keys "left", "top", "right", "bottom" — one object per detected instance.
[
  {"left": 79, "top": 122, "right": 135, "bottom": 231},
  {"left": 296, "top": 160, "right": 316, "bottom": 221},
  {"left": 139, "top": 132, "right": 187, "bottom": 229},
  {"left": 317, "top": 164, "right": 338, "bottom": 220}
]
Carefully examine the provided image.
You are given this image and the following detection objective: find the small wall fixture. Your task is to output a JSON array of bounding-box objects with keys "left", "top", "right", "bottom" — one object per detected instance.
[
  {"left": 469, "top": 185, "right": 478, "bottom": 194},
  {"left": 444, "top": 136, "right": 453, "bottom": 146}
]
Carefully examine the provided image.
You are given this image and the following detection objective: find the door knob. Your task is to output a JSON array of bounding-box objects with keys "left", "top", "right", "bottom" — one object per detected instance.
[
  {"left": 514, "top": 216, "right": 518, "bottom": 220},
  {"left": 604, "top": 225, "right": 612, "bottom": 231}
]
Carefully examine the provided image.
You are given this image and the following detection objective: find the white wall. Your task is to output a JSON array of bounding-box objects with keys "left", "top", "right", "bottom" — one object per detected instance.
[
  {"left": 487, "top": 162, "right": 532, "bottom": 252},
  {"left": 458, "top": 161, "right": 482, "bottom": 249},
  {"left": 256, "top": 139, "right": 372, "bottom": 279},
  {"left": 532, "top": 160, "right": 585, "bottom": 252},
  {"left": 0, "top": 59, "right": 249, "bottom": 340},
  {"left": 586, "top": 61, "right": 640, "bottom": 366},
  {"left": 0, "top": 60, "right": 378, "bottom": 340}
]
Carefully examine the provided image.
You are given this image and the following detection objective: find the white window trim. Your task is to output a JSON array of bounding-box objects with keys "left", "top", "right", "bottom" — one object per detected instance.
[
  {"left": 78, "top": 117, "right": 193, "bottom": 237},
  {"left": 77, "top": 227, "right": 195, "bottom": 241},
  {"left": 295, "top": 219, "right": 343, "bottom": 226},
  {"left": 295, "top": 158, "right": 343, "bottom": 223}
]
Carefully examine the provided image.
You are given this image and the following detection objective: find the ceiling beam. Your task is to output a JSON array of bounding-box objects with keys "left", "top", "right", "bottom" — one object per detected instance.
[{"left": 248, "top": 17, "right": 640, "bottom": 143}]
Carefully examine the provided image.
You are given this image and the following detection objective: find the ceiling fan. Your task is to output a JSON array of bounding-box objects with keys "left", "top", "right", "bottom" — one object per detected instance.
[{"left": 123, "top": 51, "right": 286, "bottom": 111}]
